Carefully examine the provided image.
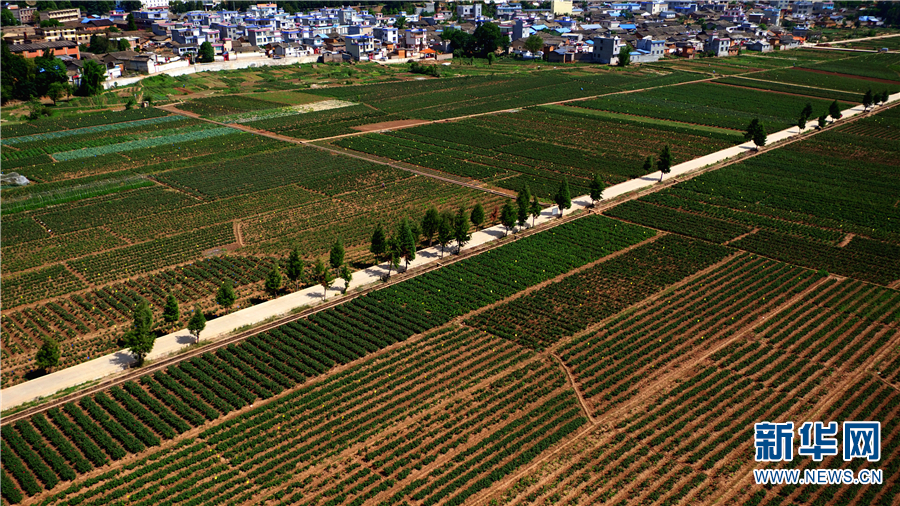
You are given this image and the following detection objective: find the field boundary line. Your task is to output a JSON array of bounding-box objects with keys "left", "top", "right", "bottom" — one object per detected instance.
[{"left": 550, "top": 352, "right": 596, "bottom": 424}]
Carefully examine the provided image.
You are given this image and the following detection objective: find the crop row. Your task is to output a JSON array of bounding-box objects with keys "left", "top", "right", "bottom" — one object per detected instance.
[
  {"left": 714, "top": 77, "right": 863, "bottom": 102},
  {"left": 54, "top": 127, "right": 236, "bottom": 161},
  {"left": 578, "top": 82, "right": 836, "bottom": 131},
  {"left": 2, "top": 108, "right": 170, "bottom": 138},
  {"left": 308, "top": 69, "right": 698, "bottom": 120},
  {"left": 2, "top": 255, "right": 279, "bottom": 385},
  {"left": 468, "top": 234, "right": 730, "bottom": 349},
  {"left": 604, "top": 200, "right": 751, "bottom": 244},
  {"left": 561, "top": 253, "right": 819, "bottom": 413},
  {"left": 155, "top": 144, "right": 406, "bottom": 199},
  {"left": 245, "top": 104, "right": 396, "bottom": 139},
  {"left": 2, "top": 265, "right": 86, "bottom": 310},
  {"left": 335, "top": 106, "right": 733, "bottom": 191},
  {"left": 1, "top": 215, "right": 649, "bottom": 498},
  {"left": 177, "top": 95, "right": 292, "bottom": 117},
  {"left": 67, "top": 222, "right": 235, "bottom": 285},
  {"left": 800, "top": 52, "right": 900, "bottom": 82},
  {"left": 2, "top": 116, "right": 187, "bottom": 149},
  {"left": 732, "top": 229, "right": 900, "bottom": 285}
]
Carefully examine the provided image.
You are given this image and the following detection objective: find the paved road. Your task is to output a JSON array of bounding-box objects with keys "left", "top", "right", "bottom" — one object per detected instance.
[{"left": 2, "top": 93, "right": 896, "bottom": 411}]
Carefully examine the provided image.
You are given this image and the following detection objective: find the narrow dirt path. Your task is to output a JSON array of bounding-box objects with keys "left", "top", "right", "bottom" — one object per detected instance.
[
  {"left": 233, "top": 220, "right": 244, "bottom": 247},
  {"left": 550, "top": 352, "right": 595, "bottom": 424},
  {"left": 838, "top": 232, "right": 855, "bottom": 247},
  {"left": 723, "top": 227, "right": 759, "bottom": 246}
]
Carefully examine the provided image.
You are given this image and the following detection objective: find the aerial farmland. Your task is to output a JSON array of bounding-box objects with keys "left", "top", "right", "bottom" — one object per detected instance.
[{"left": 1, "top": 2, "right": 899, "bottom": 505}]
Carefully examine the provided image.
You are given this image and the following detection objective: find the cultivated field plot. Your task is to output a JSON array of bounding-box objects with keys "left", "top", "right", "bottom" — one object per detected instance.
[
  {"left": 574, "top": 82, "right": 838, "bottom": 131},
  {"left": 332, "top": 105, "right": 739, "bottom": 197},
  {"left": 713, "top": 77, "right": 864, "bottom": 102},
  {"left": 748, "top": 67, "right": 900, "bottom": 94},
  {"left": 604, "top": 105, "right": 900, "bottom": 285},
  {"left": 797, "top": 51, "right": 900, "bottom": 82},
  {"left": 0, "top": 112, "right": 505, "bottom": 386},
  {"left": 0, "top": 147, "right": 504, "bottom": 386},
  {"left": 836, "top": 36, "right": 900, "bottom": 51},
  {"left": 486, "top": 255, "right": 900, "bottom": 506},
  {"left": 175, "top": 91, "right": 324, "bottom": 118},
  {"left": 0, "top": 216, "right": 653, "bottom": 502},
  {"left": 297, "top": 68, "right": 699, "bottom": 128}
]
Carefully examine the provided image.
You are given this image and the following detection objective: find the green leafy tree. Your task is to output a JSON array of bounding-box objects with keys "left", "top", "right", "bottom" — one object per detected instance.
[
  {"left": 554, "top": 178, "right": 572, "bottom": 217},
  {"left": 215, "top": 279, "right": 237, "bottom": 310},
  {"left": 863, "top": 89, "right": 873, "bottom": 110},
  {"left": 315, "top": 259, "right": 335, "bottom": 300},
  {"left": 34, "top": 49, "right": 67, "bottom": 98},
  {"left": 529, "top": 195, "right": 542, "bottom": 227},
  {"left": 370, "top": 224, "right": 387, "bottom": 261},
  {"left": 589, "top": 173, "right": 605, "bottom": 207},
  {"left": 470, "top": 203, "right": 485, "bottom": 230},
  {"left": 339, "top": 264, "right": 353, "bottom": 294},
  {"left": 117, "top": 38, "right": 131, "bottom": 51},
  {"left": 329, "top": 239, "right": 345, "bottom": 273},
  {"left": 829, "top": 100, "right": 842, "bottom": 121},
  {"left": 473, "top": 22, "right": 509, "bottom": 57},
  {"left": 744, "top": 119, "right": 766, "bottom": 150},
  {"left": 453, "top": 207, "right": 470, "bottom": 254},
  {"left": 2, "top": 42, "right": 34, "bottom": 104},
  {"left": 162, "top": 294, "right": 180, "bottom": 324},
  {"left": 77, "top": 59, "right": 106, "bottom": 96},
  {"left": 500, "top": 200, "right": 516, "bottom": 236},
  {"left": 642, "top": 155, "right": 653, "bottom": 174},
  {"left": 286, "top": 247, "right": 305, "bottom": 290},
  {"left": 264, "top": 267, "right": 282, "bottom": 299},
  {"left": 437, "top": 211, "right": 454, "bottom": 258},
  {"left": 395, "top": 15, "right": 407, "bottom": 30},
  {"left": 657, "top": 145, "right": 674, "bottom": 180},
  {"left": 801, "top": 102, "right": 813, "bottom": 120},
  {"left": 187, "top": 305, "right": 206, "bottom": 344},
  {"left": 40, "top": 19, "right": 62, "bottom": 27},
  {"left": 198, "top": 41, "right": 215, "bottom": 63},
  {"left": 817, "top": 113, "right": 828, "bottom": 129},
  {"left": 1, "top": 9, "right": 20, "bottom": 26},
  {"left": 524, "top": 33, "right": 544, "bottom": 55},
  {"left": 441, "top": 27, "right": 475, "bottom": 54},
  {"left": 123, "top": 299, "right": 154, "bottom": 365},
  {"left": 421, "top": 207, "right": 440, "bottom": 245},
  {"left": 126, "top": 13, "right": 137, "bottom": 31},
  {"left": 880, "top": 90, "right": 890, "bottom": 105},
  {"left": 89, "top": 34, "right": 110, "bottom": 53},
  {"left": 396, "top": 218, "right": 417, "bottom": 270},
  {"left": 517, "top": 186, "right": 531, "bottom": 229},
  {"left": 47, "top": 82, "right": 68, "bottom": 104},
  {"left": 617, "top": 45, "right": 631, "bottom": 66},
  {"left": 35, "top": 337, "right": 60, "bottom": 372}
]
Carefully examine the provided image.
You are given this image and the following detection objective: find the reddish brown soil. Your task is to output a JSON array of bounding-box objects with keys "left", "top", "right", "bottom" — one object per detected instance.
[{"left": 350, "top": 119, "right": 430, "bottom": 131}]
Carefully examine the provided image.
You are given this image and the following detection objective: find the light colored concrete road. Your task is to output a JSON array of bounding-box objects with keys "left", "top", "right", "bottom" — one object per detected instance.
[{"left": 2, "top": 94, "right": 896, "bottom": 411}]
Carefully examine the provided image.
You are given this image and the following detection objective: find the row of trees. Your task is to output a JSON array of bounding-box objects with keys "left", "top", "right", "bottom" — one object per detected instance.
[{"left": 35, "top": 295, "right": 206, "bottom": 371}]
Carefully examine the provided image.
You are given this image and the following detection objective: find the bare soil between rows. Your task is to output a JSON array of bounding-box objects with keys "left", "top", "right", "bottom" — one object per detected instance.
[{"left": 350, "top": 119, "right": 431, "bottom": 131}]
